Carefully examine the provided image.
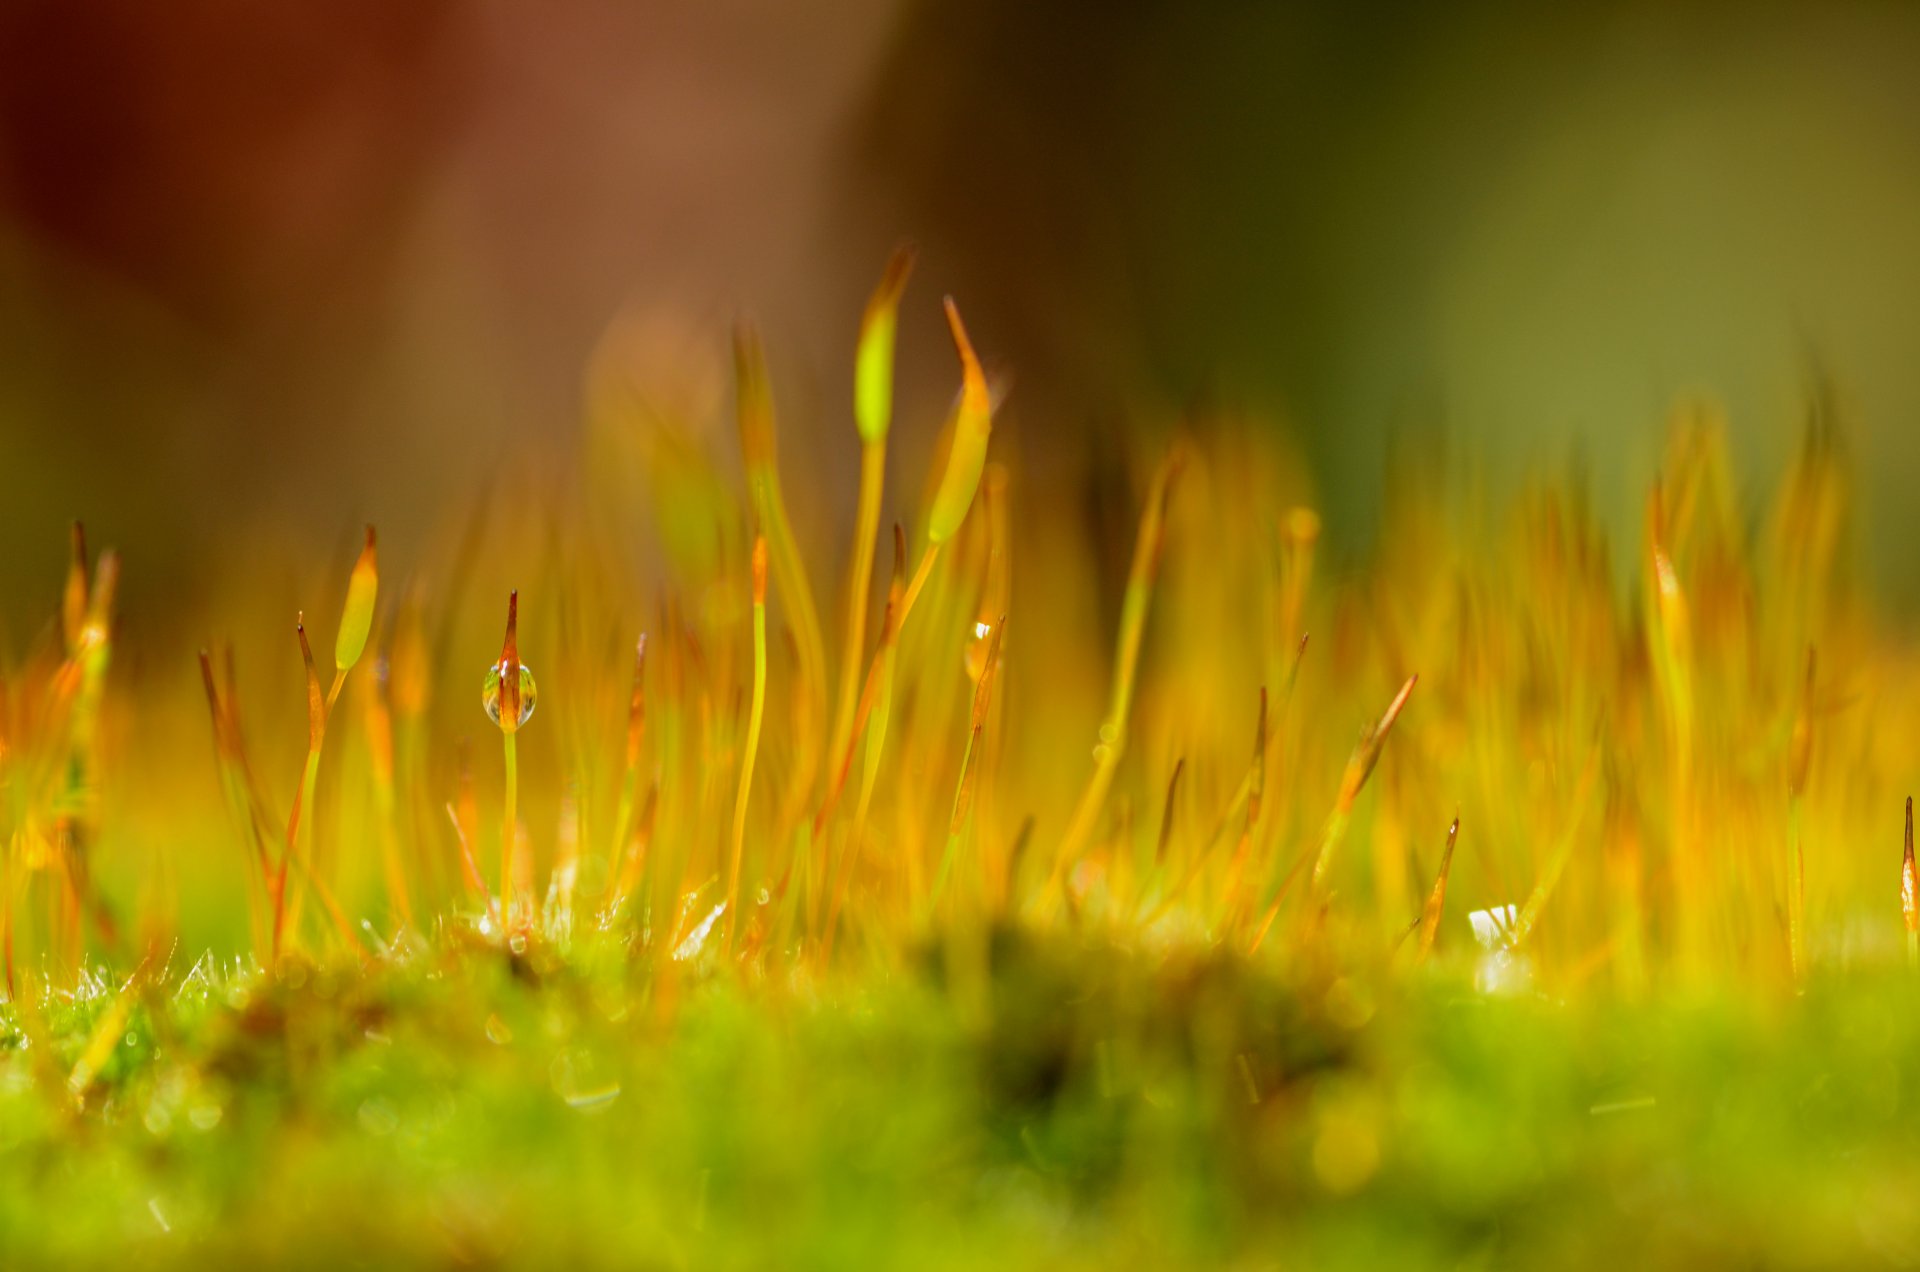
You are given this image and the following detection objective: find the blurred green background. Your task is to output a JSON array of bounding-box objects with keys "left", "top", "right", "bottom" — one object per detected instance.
[{"left": 5, "top": 0, "right": 1920, "bottom": 635}]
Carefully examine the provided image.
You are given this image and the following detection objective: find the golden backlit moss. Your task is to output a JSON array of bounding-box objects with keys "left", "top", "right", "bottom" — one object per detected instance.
[{"left": 0, "top": 255, "right": 1910, "bottom": 1008}]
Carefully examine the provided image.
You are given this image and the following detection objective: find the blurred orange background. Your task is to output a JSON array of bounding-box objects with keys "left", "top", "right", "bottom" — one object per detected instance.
[{"left": 7, "top": 0, "right": 1920, "bottom": 640}]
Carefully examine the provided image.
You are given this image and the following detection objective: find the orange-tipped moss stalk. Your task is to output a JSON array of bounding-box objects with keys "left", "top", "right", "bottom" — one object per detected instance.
[
  {"left": 725, "top": 536, "right": 769, "bottom": 955},
  {"left": 60, "top": 539, "right": 116, "bottom": 795},
  {"left": 830, "top": 246, "right": 916, "bottom": 771},
  {"left": 1046, "top": 445, "right": 1184, "bottom": 907},
  {"left": 198, "top": 649, "right": 271, "bottom": 959},
  {"left": 1903, "top": 797, "right": 1917, "bottom": 971},
  {"left": 734, "top": 327, "right": 827, "bottom": 794},
  {"left": 59, "top": 545, "right": 120, "bottom": 962},
  {"left": 822, "top": 527, "right": 907, "bottom": 959},
  {"left": 1202, "top": 634, "right": 1310, "bottom": 948},
  {"left": 273, "top": 617, "right": 329, "bottom": 958},
  {"left": 44, "top": 516, "right": 109, "bottom": 964},
  {"left": 1309, "top": 673, "right": 1418, "bottom": 904},
  {"left": 198, "top": 644, "right": 303, "bottom": 957},
  {"left": 485, "top": 591, "right": 537, "bottom": 933},
  {"left": 929, "top": 615, "right": 1005, "bottom": 914},
  {"left": 1413, "top": 816, "right": 1460, "bottom": 965},
  {"left": 270, "top": 529, "right": 380, "bottom": 956}
]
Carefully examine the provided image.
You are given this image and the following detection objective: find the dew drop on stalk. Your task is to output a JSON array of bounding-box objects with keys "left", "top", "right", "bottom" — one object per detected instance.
[
  {"left": 965, "top": 619, "right": 994, "bottom": 682},
  {"left": 482, "top": 662, "right": 538, "bottom": 728}
]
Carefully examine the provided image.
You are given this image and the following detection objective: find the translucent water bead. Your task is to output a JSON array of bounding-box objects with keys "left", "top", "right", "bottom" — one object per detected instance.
[{"left": 482, "top": 661, "right": 538, "bottom": 729}]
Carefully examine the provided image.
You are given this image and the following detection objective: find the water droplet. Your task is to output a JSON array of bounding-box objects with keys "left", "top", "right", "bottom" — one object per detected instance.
[
  {"left": 481, "top": 661, "right": 538, "bottom": 728},
  {"left": 965, "top": 619, "right": 995, "bottom": 681},
  {"left": 1466, "top": 904, "right": 1517, "bottom": 950},
  {"left": 673, "top": 902, "right": 726, "bottom": 962}
]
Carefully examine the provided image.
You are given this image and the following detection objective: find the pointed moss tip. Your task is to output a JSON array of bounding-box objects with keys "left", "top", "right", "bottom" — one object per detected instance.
[
  {"left": 878, "top": 243, "right": 917, "bottom": 293},
  {"left": 943, "top": 296, "right": 978, "bottom": 363}
]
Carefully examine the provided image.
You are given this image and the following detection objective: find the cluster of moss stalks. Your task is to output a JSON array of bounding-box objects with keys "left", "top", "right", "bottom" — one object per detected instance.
[{"left": 1, "top": 254, "right": 1917, "bottom": 1266}]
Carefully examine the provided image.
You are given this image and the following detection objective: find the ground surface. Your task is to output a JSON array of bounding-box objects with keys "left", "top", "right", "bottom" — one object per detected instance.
[{"left": 4, "top": 929, "right": 1917, "bottom": 1270}]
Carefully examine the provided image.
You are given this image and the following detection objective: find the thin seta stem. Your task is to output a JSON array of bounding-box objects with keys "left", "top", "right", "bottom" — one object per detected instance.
[
  {"left": 829, "top": 245, "right": 916, "bottom": 773},
  {"left": 726, "top": 534, "right": 770, "bottom": 956},
  {"left": 1042, "top": 443, "right": 1185, "bottom": 911},
  {"left": 1413, "top": 816, "right": 1460, "bottom": 966},
  {"left": 273, "top": 616, "right": 327, "bottom": 960},
  {"left": 489, "top": 589, "right": 535, "bottom": 936},
  {"left": 272, "top": 527, "right": 380, "bottom": 961},
  {"left": 821, "top": 526, "right": 907, "bottom": 961},
  {"left": 928, "top": 615, "right": 1006, "bottom": 916},
  {"left": 1308, "top": 673, "right": 1419, "bottom": 904},
  {"left": 815, "top": 297, "right": 995, "bottom": 852},
  {"left": 735, "top": 326, "right": 827, "bottom": 807}
]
